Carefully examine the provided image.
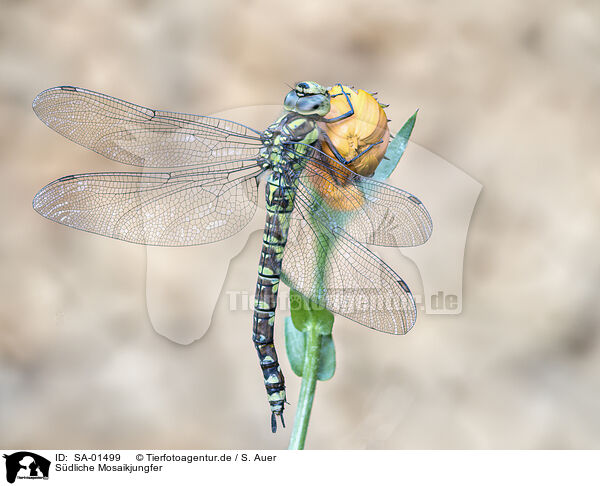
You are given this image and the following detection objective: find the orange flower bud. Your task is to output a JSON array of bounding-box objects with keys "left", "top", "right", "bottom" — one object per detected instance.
[
  {"left": 308, "top": 85, "right": 390, "bottom": 212},
  {"left": 321, "top": 85, "right": 390, "bottom": 177}
]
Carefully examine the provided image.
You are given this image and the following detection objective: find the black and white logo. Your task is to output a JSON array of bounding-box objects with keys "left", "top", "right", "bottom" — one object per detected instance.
[{"left": 2, "top": 452, "right": 50, "bottom": 483}]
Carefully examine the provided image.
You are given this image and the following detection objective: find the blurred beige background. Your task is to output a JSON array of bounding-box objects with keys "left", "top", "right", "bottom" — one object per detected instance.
[{"left": 1, "top": 0, "right": 599, "bottom": 449}]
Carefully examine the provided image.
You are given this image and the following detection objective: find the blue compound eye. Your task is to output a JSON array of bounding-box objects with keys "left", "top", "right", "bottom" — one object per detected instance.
[
  {"left": 284, "top": 90, "right": 299, "bottom": 110},
  {"left": 295, "top": 94, "right": 330, "bottom": 116}
]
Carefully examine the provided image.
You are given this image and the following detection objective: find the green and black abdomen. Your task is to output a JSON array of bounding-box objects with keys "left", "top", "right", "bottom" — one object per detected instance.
[
  {"left": 253, "top": 171, "right": 296, "bottom": 432},
  {"left": 253, "top": 111, "right": 319, "bottom": 432}
]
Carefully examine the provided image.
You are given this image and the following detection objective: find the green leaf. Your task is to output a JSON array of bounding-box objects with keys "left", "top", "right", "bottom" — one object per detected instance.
[
  {"left": 284, "top": 317, "right": 336, "bottom": 380},
  {"left": 316, "top": 334, "right": 336, "bottom": 381},
  {"left": 289, "top": 288, "right": 334, "bottom": 336},
  {"left": 285, "top": 316, "right": 305, "bottom": 377},
  {"left": 373, "top": 110, "right": 418, "bottom": 181}
]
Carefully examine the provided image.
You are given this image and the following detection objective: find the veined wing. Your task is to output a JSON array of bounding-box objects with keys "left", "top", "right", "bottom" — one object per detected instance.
[
  {"left": 288, "top": 143, "right": 432, "bottom": 247},
  {"left": 33, "top": 86, "right": 263, "bottom": 169},
  {"left": 33, "top": 164, "right": 262, "bottom": 246},
  {"left": 281, "top": 194, "right": 416, "bottom": 335}
]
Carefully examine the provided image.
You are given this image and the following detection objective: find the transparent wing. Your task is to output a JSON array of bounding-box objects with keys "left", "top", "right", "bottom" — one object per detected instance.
[
  {"left": 32, "top": 86, "right": 263, "bottom": 169},
  {"left": 289, "top": 143, "right": 432, "bottom": 247},
  {"left": 32, "top": 164, "right": 262, "bottom": 246},
  {"left": 281, "top": 194, "right": 417, "bottom": 335}
]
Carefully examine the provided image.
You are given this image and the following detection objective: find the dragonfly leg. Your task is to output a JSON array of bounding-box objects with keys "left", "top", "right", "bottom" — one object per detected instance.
[
  {"left": 323, "top": 83, "right": 354, "bottom": 123},
  {"left": 321, "top": 131, "right": 385, "bottom": 166}
]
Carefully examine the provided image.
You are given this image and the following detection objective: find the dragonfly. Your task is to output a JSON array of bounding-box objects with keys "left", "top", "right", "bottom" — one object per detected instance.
[{"left": 32, "top": 82, "right": 433, "bottom": 432}]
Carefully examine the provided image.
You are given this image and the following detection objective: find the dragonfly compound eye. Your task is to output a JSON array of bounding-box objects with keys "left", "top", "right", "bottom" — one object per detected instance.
[
  {"left": 284, "top": 90, "right": 299, "bottom": 111},
  {"left": 295, "top": 94, "right": 330, "bottom": 117}
]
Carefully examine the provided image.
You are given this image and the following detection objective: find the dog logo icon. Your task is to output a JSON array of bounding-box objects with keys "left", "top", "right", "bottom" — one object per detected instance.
[{"left": 3, "top": 452, "right": 50, "bottom": 483}]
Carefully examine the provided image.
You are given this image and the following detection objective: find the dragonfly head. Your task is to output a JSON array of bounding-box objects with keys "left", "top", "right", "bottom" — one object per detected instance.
[{"left": 284, "top": 81, "right": 330, "bottom": 117}]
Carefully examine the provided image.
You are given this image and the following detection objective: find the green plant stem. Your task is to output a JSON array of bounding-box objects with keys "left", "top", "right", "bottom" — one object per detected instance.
[{"left": 288, "top": 323, "right": 323, "bottom": 450}]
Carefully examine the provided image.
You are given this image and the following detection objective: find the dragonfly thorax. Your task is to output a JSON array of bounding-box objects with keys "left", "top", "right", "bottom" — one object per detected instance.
[{"left": 258, "top": 111, "right": 320, "bottom": 173}]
